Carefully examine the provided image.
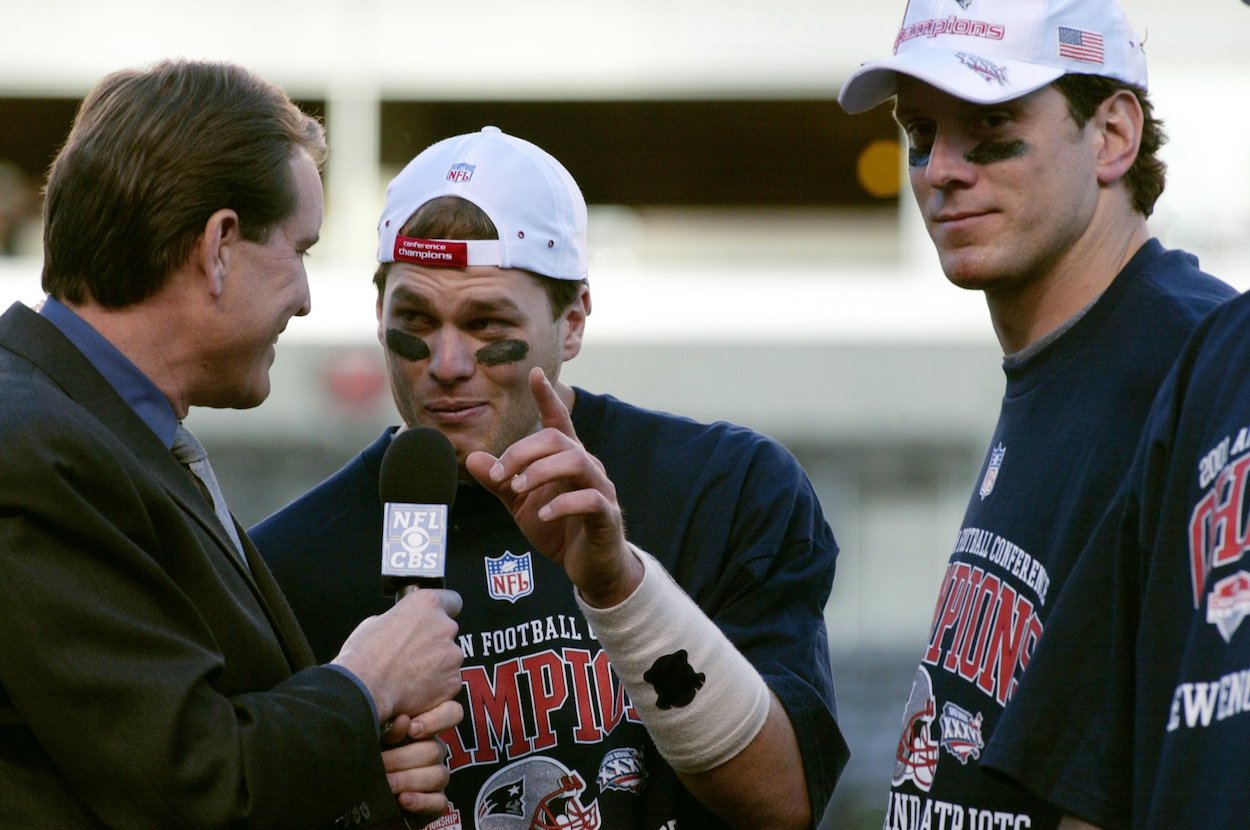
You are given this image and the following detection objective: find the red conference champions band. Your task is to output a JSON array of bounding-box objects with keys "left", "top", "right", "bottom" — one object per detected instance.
[{"left": 392, "top": 235, "right": 501, "bottom": 268}]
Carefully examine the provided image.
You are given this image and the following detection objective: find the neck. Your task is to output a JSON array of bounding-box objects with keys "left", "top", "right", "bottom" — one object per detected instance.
[
  {"left": 554, "top": 379, "right": 577, "bottom": 413},
  {"left": 64, "top": 288, "right": 199, "bottom": 419},
  {"left": 987, "top": 217, "right": 1150, "bottom": 355}
]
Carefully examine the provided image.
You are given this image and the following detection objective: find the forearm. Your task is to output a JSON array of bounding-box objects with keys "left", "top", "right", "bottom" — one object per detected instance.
[
  {"left": 577, "top": 547, "right": 811, "bottom": 826},
  {"left": 678, "top": 693, "right": 810, "bottom": 830}
]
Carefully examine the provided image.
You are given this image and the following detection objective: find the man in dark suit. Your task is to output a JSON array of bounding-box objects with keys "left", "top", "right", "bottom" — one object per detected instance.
[{"left": 0, "top": 59, "right": 464, "bottom": 828}]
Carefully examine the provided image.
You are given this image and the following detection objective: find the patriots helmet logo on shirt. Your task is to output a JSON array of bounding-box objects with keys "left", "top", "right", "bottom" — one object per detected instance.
[
  {"left": 475, "top": 757, "right": 601, "bottom": 830},
  {"left": 893, "top": 667, "right": 940, "bottom": 792}
]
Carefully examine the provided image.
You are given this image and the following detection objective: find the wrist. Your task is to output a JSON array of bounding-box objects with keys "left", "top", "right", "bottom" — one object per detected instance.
[
  {"left": 575, "top": 542, "right": 645, "bottom": 608},
  {"left": 331, "top": 657, "right": 392, "bottom": 725},
  {"left": 575, "top": 545, "right": 770, "bottom": 772}
]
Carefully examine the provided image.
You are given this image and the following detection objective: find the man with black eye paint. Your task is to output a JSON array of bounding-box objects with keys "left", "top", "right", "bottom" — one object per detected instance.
[
  {"left": 253, "top": 126, "right": 848, "bottom": 829},
  {"left": 839, "top": 2, "right": 1235, "bottom": 830}
]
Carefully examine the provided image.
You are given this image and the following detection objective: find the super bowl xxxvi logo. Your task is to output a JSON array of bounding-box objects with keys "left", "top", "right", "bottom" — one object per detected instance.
[
  {"left": 939, "top": 701, "right": 984, "bottom": 763},
  {"left": 957, "top": 52, "right": 1008, "bottom": 86}
]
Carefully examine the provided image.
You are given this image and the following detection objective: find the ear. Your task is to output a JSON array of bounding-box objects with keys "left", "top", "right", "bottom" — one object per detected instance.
[
  {"left": 560, "top": 283, "right": 591, "bottom": 361},
  {"left": 196, "top": 208, "right": 242, "bottom": 299},
  {"left": 1093, "top": 89, "right": 1143, "bottom": 187}
]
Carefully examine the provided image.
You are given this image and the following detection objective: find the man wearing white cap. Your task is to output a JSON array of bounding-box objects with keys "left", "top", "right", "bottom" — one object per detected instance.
[
  {"left": 254, "top": 126, "right": 848, "bottom": 829},
  {"left": 839, "top": 2, "right": 1234, "bottom": 829}
]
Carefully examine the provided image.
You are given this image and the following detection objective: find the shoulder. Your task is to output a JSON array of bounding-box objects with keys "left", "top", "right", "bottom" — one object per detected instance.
[
  {"left": 1185, "top": 287, "right": 1250, "bottom": 342},
  {"left": 0, "top": 361, "right": 117, "bottom": 477},
  {"left": 577, "top": 390, "right": 809, "bottom": 498},
  {"left": 578, "top": 388, "right": 791, "bottom": 462},
  {"left": 1122, "top": 241, "right": 1236, "bottom": 322},
  {"left": 1077, "top": 243, "right": 1238, "bottom": 379},
  {"left": 576, "top": 390, "right": 830, "bottom": 550},
  {"left": 1162, "top": 290, "right": 1250, "bottom": 400}
]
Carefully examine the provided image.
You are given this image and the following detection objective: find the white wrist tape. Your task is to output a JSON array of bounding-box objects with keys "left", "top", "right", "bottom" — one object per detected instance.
[{"left": 575, "top": 545, "right": 771, "bottom": 773}]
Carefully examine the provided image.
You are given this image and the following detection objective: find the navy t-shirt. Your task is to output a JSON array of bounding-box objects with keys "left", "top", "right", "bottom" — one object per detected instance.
[
  {"left": 884, "top": 241, "right": 1233, "bottom": 830},
  {"left": 985, "top": 290, "right": 1250, "bottom": 830},
  {"left": 253, "top": 389, "right": 848, "bottom": 829}
]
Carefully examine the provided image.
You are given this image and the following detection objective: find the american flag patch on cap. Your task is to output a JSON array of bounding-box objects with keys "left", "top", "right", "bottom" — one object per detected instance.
[{"left": 1058, "top": 26, "right": 1104, "bottom": 64}]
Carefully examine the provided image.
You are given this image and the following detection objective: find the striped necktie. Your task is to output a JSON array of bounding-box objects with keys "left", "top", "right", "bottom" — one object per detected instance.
[{"left": 171, "top": 424, "right": 249, "bottom": 569}]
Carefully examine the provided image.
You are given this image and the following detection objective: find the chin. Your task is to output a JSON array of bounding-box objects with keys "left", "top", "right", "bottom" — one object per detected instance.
[
  {"left": 938, "top": 252, "right": 1000, "bottom": 291},
  {"left": 232, "top": 379, "right": 272, "bottom": 410}
]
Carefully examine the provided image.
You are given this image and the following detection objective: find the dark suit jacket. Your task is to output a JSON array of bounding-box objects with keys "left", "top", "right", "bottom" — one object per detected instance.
[{"left": 0, "top": 302, "right": 398, "bottom": 828}]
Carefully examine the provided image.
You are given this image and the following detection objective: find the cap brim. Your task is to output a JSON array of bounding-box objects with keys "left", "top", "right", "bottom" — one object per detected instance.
[{"left": 838, "top": 49, "right": 1064, "bottom": 114}]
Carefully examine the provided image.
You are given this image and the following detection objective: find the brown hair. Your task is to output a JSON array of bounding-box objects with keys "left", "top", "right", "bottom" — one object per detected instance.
[
  {"left": 373, "top": 196, "right": 585, "bottom": 320},
  {"left": 1053, "top": 74, "right": 1166, "bottom": 217},
  {"left": 41, "top": 59, "right": 328, "bottom": 307}
]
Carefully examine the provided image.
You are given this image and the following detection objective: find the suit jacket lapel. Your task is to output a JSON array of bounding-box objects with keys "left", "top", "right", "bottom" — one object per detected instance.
[
  {"left": 241, "top": 535, "right": 318, "bottom": 669},
  {"left": 0, "top": 302, "right": 315, "bottom": 670}
]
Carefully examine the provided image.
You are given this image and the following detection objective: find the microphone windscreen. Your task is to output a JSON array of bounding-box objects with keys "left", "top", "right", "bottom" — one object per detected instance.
[{"left": 379, "top": 427, "right": 459, "bottom": 507}]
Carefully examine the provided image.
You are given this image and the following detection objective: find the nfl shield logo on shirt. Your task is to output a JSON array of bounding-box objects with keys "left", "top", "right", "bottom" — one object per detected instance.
[
  {"left": 485, "top": 551, "right": 535, "bottom": 602},
  {"left": 979, "top": 443, "right": 1005, "bottom": 500}
]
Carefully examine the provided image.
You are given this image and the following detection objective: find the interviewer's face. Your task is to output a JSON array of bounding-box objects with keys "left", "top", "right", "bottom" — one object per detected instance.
[
  {"left": 376, "top": 264, "right": 584, "bottom": 471},
  {"left": 209, "top": 151, "right": 319, "bottom": 409}
]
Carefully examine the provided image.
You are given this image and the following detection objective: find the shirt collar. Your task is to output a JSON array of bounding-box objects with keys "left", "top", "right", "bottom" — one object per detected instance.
[{"left": 40, "top": 296, "right": 179, "bottom": 447}]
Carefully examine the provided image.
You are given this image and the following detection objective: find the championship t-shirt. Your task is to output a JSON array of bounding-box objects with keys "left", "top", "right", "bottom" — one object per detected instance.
[
  {"left": 985, "top": 290, "right": 1250, "bottom": 830},
  {"left": 884, "top": 241, "right": 1233, "bottom": 830},
  {"left": 255, "top": 389, "right": 848, "bottom": 828}
]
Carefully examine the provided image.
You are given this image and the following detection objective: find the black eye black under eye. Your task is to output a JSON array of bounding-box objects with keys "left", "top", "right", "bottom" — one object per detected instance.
[
  {"left": 964, "top": 140, "right": 1029, "bottom": 165},
  {"left": 385, "top": 328, "right": 430, "bottom": 361},
  {"left": 475, "top": 340, "right": 529, "bottom": 367}
]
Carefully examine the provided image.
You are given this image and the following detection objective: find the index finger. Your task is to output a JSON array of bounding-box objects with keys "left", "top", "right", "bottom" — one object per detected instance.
[{"left": 529, "top": 366, "right": 575, "bottom": 438}]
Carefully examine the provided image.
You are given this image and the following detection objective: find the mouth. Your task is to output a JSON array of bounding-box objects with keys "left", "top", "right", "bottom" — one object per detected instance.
[
  {"left": 425, "top": 400, "right": 488, "bottom": 425},
  {"left": 930, "top": 208, "right": 997, "bottom": 240},
  {"left": 933, "top": 208, "right": 990, "bottom": 224}
]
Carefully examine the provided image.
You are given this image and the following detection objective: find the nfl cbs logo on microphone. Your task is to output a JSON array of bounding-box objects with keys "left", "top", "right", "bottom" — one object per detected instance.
[{"left": 382, "top": 502, "right": 447, "bottom": 581}]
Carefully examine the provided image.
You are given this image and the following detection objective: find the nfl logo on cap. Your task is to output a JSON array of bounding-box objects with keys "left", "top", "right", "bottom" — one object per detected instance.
[{"left": 446, "top": 162, "right": 474, "bottom": 183}]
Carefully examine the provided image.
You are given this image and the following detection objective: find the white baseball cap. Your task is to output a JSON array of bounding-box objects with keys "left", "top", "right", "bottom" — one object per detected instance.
[
  {"left": 377, "top": 126, "right": 588, "bottom": 281},
  {"left": 838, "top": 0, "right": 1147, "bottom": 114}
]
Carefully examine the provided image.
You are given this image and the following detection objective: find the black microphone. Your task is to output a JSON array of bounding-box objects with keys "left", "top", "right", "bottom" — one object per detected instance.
[{"left": 379, "top": 427, "right": 459, "bottom": 600}]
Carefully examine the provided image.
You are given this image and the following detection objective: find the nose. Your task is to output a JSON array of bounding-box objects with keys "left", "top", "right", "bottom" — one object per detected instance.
[
  {"left": 426, "top": 329, "right": 476, "bottom": 385},
  {"left": 295, "top": 270, "right": 312, "bottom": 317},
  {"left": 919, "top": 130, "right": 977, "bottom": 191}
]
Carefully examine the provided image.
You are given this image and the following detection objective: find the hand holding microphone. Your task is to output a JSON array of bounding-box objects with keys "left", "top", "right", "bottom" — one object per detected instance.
[{"left": 332, "top": 428, "right": 465, "bottom": 730}]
